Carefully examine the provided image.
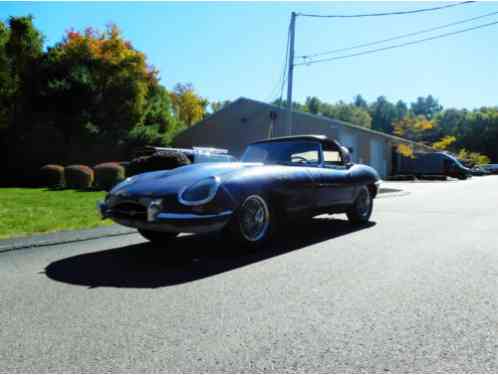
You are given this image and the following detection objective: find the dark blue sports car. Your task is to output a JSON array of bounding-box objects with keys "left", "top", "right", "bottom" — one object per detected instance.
[{"left": 98, "top": 135, "right": 381, "bottom": 247}]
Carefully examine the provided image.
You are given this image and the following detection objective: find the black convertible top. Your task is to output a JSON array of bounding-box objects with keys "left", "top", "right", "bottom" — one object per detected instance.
[{"left": 250, "top": 135, "right": 341, "bottom": 149}]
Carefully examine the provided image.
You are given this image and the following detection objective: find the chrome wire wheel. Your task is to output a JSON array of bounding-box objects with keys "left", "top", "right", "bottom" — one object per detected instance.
[
  {"left": 239, "top": 195, "right": 270, "bottom": 242},
  {"left": 347, "top": 186, "right": 373, "bottom": 224},
  {"left": 356, "top": 188, "right": 371, "bottom": 217}
]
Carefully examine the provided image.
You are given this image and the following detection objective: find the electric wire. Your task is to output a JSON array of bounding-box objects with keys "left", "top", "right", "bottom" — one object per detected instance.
[
  {"left": 297, "top": 1, "right": 475, "bottom": 18},
  {"left": 277, "top": 26, "right": 291, "bottom": 106},
  {"left": 294, "top": 19, "right": 498, "bottom": 67},
  {"left": 266, "top": 25, "right": 290, "bottom": 104},
  {"left": 297, "top": 10, "right": 498, "bottom": 60}
]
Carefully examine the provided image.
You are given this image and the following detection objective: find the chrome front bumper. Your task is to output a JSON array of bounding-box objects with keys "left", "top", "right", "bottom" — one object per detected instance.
[{"left": 98, "top": 201, "right": 232, "bottom": 234}]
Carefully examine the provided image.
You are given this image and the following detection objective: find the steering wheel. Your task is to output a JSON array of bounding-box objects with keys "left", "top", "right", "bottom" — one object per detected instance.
[{"left": 291, "top": 155, "right": 309, "bottom": 164}]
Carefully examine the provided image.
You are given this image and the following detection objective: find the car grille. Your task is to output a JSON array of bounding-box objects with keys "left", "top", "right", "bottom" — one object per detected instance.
[{"left": 111, "top": 202, "right": 147, "bottom": 221}]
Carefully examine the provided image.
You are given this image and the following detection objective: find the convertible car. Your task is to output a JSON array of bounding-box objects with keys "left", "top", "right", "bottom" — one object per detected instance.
[{"left": 98, "top": 135, "right": 381, "bottom": 247}]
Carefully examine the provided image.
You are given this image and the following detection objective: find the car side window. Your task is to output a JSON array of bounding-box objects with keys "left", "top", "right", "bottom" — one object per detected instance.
[
  {"left": 323, "top": 146, "right": 344, "bottom": 168},
  {"left": 290, "top": 150, "right": 320, "bottom": 164}
]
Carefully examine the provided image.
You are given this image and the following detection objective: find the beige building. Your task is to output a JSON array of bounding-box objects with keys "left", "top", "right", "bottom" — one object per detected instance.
[{"left": 173, "top": 97, "right": 432, "bottom": 177}]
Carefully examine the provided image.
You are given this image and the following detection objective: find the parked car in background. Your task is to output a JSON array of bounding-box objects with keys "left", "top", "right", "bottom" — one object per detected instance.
[
  {"left": 481, "top": 164, "right": 498, "bottom": 175},
  {"left": 134, "top": 146, "right": 237, "bottom": 164},
  {"left": 398, "top": 151, "right": 472, "bottom": 180},
  {"left": 469, "top": 166, "right": 491, "bottom": 176},
  {"left": 99, "top": 135, "right": 380, "bottom": 248}
]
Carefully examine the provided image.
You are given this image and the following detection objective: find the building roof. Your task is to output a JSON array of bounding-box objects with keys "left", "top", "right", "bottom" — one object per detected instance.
[
  {"left": 250, "top": 134, "right": 339, "bottom": 148},
  {"left": 235, "top": 97, "right": 431, "bottom": 148}
]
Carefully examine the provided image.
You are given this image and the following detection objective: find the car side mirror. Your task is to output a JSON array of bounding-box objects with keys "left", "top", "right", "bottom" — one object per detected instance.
[{"left": 340, "top": 146, "right": 353, "bottom": 166}]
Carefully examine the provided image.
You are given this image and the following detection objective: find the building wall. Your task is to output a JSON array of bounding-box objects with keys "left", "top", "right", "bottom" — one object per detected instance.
[{"left": 173, "top": 98, "right": 430, "bottom": 178}]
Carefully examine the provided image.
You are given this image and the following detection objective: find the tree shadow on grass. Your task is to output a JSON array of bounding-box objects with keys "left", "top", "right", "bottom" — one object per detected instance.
[{"left": 45, "top": 217, "right": 375, "bottom": 289}]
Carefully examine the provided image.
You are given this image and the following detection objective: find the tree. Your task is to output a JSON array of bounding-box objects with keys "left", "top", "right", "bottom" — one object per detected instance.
[
  {"left": 305, "top": 96, "right": 322, "bottom": 114},
  {"left": 210, "top": 100, "right": 231, "bottom": 113},
  {"left": 369, "top": 96, "right": 399, "bottom": 134},
  {"left": 353, "top": 94, "right": 368, "bottom": 109},
  {"left": 36, "top": 24, "right": 155, "bottom": 144},
  {"left": 0, "top": 21, "right": 11, "bottom": 130},
  {"left": 432, "top": 135, "right": 456, "bottom": 150},
  {"left": 395, "top": 100, "right": 409, "bottom": 120},
  {"left": 411, "top": 95, "right": 443, "bottom": 120},
  {"left": 457, "top": 148, "right": 490, "bottom": 166},
  {"left": 320, "top": 101, "right": 372, "bottom": 128},
  {"left": 393, "top": 114, "right": 434, "bottom": 142},
  {"left": 169, "top": 83, "right": 208, "bottom": 126},
  {"left": 1, "top": 16, "right": 43, "bottom": 131},
  {"left": 271, "top": 98, "right": 307, "bottom": 112}
]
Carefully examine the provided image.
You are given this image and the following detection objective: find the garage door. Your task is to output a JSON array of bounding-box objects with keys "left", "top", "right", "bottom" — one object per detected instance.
[
  {"left": 370, "top": 138, "right": 387, "bottom": 177},
  {"left": 338, "top": 131, "right": 358, "bottom": 163}
]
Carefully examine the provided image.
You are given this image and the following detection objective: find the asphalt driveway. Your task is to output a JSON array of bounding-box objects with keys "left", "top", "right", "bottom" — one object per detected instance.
[{"left": 1, "top": 176, "right": 497, "bottom": 372}]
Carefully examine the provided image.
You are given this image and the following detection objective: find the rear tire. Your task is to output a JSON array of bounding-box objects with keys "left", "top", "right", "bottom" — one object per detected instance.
[
  {"left": 347, "top": 186, "right": 373, "bottom": 224},
  {"left": 138, "top": 229, "right": 178, "bottom": 244}
]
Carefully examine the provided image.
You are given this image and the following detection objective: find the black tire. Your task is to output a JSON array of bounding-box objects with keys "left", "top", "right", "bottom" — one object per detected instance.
[
  {"left": 347, "top": 186, "right": 373, "bottom": 224},
  {"left": 138, "top": 229, "right": 178, "bottom": 244},
  {"left": 225, "top": 194, "right": 277, "bottom": 250}
]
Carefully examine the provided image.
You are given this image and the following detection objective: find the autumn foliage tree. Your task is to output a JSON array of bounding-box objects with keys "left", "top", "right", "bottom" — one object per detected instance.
[
  {"left": 170, "top": 83, "right": 208, "bottom": 126},
  {"left": 36, "top": 24, "right": 157, "bottom": 143}
]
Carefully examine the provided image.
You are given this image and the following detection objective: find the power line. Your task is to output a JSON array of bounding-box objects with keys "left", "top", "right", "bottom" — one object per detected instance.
[
  {"left": 294, "top": 19, "right": 498, "bottom": 67},
  {"left": 297, "top": 1, "right": 475, "bottom": 18},
  {"left": 277, "top": 26, "right": 291, "bottom": 105},
  {"left": 265, "top": 24, "right": 290, "bottom": 104},
  {"left": 298, "top": 10, "right": 498, "bottom": 60}
]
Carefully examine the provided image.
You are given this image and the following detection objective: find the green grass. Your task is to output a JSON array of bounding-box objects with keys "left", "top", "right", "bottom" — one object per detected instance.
[{"left": 0, "top": 188, "right": 113, "bottom": 239}]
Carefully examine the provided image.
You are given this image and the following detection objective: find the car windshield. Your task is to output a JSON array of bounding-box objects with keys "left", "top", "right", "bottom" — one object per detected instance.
[
  {"left": 194, "top": 153, "right": 236, "bottom": 163},
  {"left": 241, "top": 141, "right": 321, "bottom": 165}
]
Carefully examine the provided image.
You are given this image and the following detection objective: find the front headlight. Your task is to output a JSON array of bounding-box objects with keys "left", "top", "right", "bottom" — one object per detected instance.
[{"left": 179, "top": 176, "right": 221, "bottom": 206}]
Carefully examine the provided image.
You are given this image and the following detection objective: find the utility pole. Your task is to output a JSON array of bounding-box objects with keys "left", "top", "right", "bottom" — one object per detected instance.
[{"left": 286, "top": 11, "right": 296, "bottom": 136}]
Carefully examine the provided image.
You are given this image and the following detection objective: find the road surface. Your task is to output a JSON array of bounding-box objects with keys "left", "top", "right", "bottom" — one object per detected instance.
[{"left": 1, "top": 176, "right": 497, "bottom": 372}]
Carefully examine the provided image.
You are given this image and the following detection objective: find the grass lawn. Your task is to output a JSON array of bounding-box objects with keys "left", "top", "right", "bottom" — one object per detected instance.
[{"left": 0, "top": 188, "right": 113, "bottom": 239}]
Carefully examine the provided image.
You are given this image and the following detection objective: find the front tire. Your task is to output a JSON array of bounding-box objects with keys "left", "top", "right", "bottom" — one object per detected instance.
[
  {"left": 225, "top": 194, "right": 276, "bottom": 249},
  {"left": 347, "top": 186, "right": 373, "bottom": 224},
  {"left": 138, "top": 229, "right": 178, "bottom": 244}
]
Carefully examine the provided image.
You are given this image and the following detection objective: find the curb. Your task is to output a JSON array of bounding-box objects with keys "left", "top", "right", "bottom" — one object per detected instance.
[{"left": 0, "top": 225, "right": 136, "bottom": 254}]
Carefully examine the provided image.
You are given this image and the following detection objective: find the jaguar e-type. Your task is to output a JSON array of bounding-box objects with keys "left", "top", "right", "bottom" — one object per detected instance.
[{"left": 98, "top": 135, "right": 381, "bottom": 247}]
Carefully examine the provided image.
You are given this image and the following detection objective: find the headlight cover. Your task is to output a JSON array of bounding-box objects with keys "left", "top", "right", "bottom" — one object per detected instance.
[{"left": 179, "top": 176, "right": 221, "bottom": 206}]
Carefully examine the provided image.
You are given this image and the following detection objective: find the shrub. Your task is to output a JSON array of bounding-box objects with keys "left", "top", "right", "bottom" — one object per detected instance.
[
  {"left": 128, "top": 150, "right": 191, "bottom": 176},
  {"left": 39, "top": 164, "right": 65, "bottom": 187},
  {"left": 94, "top": 162, "right": 126, "bottom": 191},
  {"left": 117, "top": 161, "right": 131, "bottom": 177},
  {"left": 64, "top": 165, "right": 94, "bottom": 189}
]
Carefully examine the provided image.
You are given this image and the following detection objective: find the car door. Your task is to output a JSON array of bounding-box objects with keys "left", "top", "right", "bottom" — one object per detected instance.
[{"left": 318, "top": 145, "right": 355, "bottom": 207}]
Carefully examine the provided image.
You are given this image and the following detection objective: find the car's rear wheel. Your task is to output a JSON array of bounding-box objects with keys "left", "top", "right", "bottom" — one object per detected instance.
[
  {"left": 226, "top": 194, "right": 276, "bottom": 249},
  {"left": 138, "top": 229, "right": 178, "bottom": 244},
  {"left": 347, "top": 186, "right": 373, "bottom": 224}
]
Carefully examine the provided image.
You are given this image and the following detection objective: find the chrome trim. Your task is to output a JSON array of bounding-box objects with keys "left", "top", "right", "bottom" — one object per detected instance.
[
  {"left": 156, "top": 210, "right": 232, "bottom": 220},
  {"left": 147, "top": 199, "right": 163, "bottom": 222},
  {"left": 111, "top": 210, "right": 233, "bottom": 234},
  {"left": 178, "top": 176, "right": 221, "bottom": 206}
]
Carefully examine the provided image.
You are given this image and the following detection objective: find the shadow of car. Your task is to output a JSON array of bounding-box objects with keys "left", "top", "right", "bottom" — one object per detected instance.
[{"left": 45, "top": 217, "right": 375, "bottom": 289}]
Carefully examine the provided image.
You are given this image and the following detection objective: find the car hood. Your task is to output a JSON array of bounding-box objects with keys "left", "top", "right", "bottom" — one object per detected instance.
[{"left": 111, "top": 162, "right": 261, "bottom": 197}]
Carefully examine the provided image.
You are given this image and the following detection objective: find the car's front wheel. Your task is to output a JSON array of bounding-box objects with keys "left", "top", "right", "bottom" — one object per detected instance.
[
  {"left": 138, "top": 229, "right": 178, "bottom": 244},
  {"left": 347, "top": 186, "right": 373, "bottom": 224},
  {"left": 226, "top": 194, "right": 276, "bottom": 249}
]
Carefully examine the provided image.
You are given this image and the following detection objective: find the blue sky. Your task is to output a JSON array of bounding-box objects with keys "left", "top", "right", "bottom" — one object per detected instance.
[{"left": 1, "top": 1, "right": 497, "bottom": 109}]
